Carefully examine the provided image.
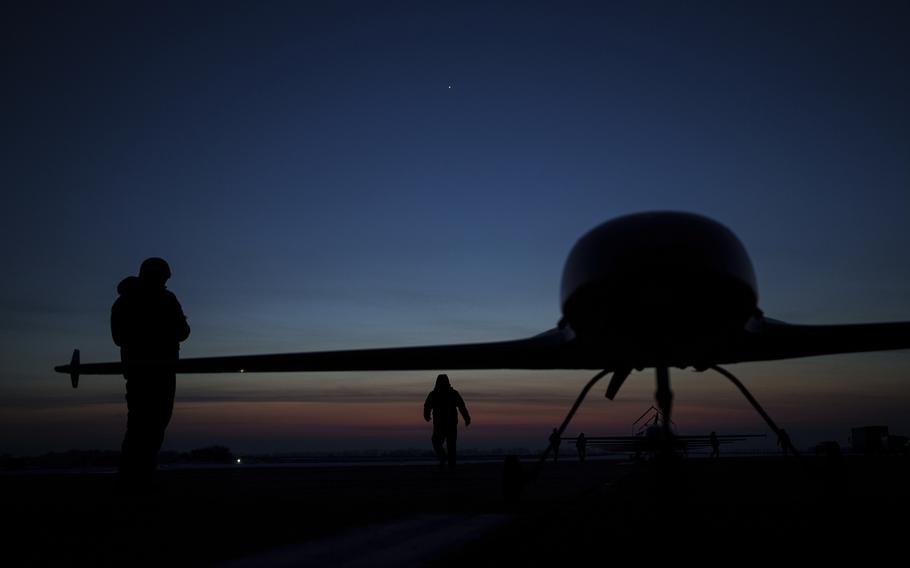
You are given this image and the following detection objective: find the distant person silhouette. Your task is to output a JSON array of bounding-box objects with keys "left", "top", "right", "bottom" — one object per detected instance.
[
  {"left": 111, "top": 257, "right": 190, "bottom": 483},
  {"left": 549, "top": 428, "right": 561, "bottom": 463},
  {"left": 576, "top": 432, "right": 587, "bottom": 463},
  {"left": 423, "top": 374, "right": 470, "bottom": 469},
  {"left": 777, "top": 428, "right": 792, "bottom": 458},
  {"left": 709, "top": 431, "right": 720, "bottom": 459}
]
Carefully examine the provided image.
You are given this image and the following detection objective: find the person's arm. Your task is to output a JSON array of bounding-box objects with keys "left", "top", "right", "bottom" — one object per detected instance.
[
  {"left": 169, "top": 293, "right": 191, "bottom": 343},
  {"left": 456, "top": 392, "right": 471, "bottom": 426},
  {"left": 423, "top": 392, "right": 433, "bottom": 422},
  {"left": 110, "top": 299, "right": 125, "bottom": 348}
]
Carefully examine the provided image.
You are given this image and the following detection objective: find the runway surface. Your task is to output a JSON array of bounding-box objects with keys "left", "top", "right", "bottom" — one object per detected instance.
[{"left": 4, "top": 456, "right": 908, "bottom": 565}]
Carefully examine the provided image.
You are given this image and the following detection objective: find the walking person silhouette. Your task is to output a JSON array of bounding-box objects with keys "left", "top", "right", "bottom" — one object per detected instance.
[
  {"left": 549, "top": 428, "right": 561, "bottom": 463},
  {"left": 423, "top": 374, "right": 471, "bottom": 469},
  {"left": 111, "top": 257, "right": 190, "bottom": 484},
  {"left": 576, "top": 432, "right": 587, "bottom": 463}
]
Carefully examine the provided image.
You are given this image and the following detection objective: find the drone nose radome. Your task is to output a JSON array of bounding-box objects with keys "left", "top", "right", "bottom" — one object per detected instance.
[{"left": 560, "top": 211, "right": 758, "bottom": 340}]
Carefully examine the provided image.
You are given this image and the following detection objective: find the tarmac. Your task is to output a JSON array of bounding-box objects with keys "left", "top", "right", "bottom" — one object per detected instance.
[{"left": 4, "top": 455, "right": 908, "bottom": 565}]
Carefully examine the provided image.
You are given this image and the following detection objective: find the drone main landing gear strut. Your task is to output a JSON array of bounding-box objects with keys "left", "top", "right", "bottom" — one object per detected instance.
[
  {"left": 711, "top": 365, "right": 801, "bottom": 458},
  {"left": 518, "top": 361, "right": 800, "bottom": 504},
  {"left": 536, "top": 363, "right": 799, "bottom": 470}
]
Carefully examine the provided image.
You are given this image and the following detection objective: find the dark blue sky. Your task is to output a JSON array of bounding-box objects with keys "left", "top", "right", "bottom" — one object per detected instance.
[{"left": 3, "top": 1, "right": 909, "bottom": 454}]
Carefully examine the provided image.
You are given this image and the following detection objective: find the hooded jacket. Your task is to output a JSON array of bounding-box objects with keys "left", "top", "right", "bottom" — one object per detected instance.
[
  {"left": 111, "top": 276, "right": 190, "bottom": 361},
  {"left": 424, "top": 384, "right": 470, "bottom": 427}
]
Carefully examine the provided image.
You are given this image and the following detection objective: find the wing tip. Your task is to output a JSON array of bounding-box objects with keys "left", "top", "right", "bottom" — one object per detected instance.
[{"left": 55, "top": 349, "right": 80, "bottom": 388}]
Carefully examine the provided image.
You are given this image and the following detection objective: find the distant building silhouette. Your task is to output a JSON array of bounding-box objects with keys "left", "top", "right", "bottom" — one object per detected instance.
[
  {"left": 850, "top": 426, "right": 890, "bottom": 455},
  {"left": 423, "top": 374, "right": 471, "bottom": 469},
  {"left": 111, "top": 257, "right": 190, "bottom": 483}
]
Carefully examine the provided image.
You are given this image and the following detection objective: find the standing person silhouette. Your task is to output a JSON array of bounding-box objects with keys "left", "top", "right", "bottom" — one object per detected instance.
[
  {"left": 576, "top": 432, "right": 587, "bottom": 463},
  {"left": 111, "top": 257, "right": 190, "bottom": 484},
  {"left": 709, "top": 431, "right": 720, "bottom": 459},
  {"left": 423, "top": 374, "right": 471, "bottom": 469},
  {"left": 549, "top": 428, "right": 561, "bottom": 463}
]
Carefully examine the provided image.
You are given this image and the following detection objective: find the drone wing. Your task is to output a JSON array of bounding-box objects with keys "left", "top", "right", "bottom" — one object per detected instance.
[
  {"left": 577, "top": 436, "right": 647, "bottom": 453},
  {"left": 675, "top": 434, "right": 765, "bottom": 449},
  {"left": 722, "top": 318, "right": 910, "bottom": 364},
  {"left": 55, "top": 317, "right": 910, "bottom": 388},
  {"left": 55, "top": 327, "right": 603, "bottom": 388}
]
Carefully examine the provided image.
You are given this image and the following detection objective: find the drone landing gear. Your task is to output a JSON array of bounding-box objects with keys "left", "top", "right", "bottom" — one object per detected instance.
[
  {"left": 505, "top": 367, "right": 612, "bottom": 504},
  {"left": 655, "top": 365, "right": 674, "bottom": 446},
  {"left": 650, "top": 363, "right": 800, "bottom": 458},
  {"left": 536, "top": 368, "right": 610, "bottom": 469},
  {"left": 509, "top": 361, "right": 798, "bottom": 503},
  {"left": 650, "top": 364, "right": 799, "bottom": 459},
  {"left": 711, "top": 365, "right": 801, "bottom": 458}
]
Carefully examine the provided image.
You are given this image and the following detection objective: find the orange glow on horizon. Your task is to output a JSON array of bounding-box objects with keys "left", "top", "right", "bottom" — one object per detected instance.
[{"left": 3, "top": 355, "right": 908, "bottom": 455}]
